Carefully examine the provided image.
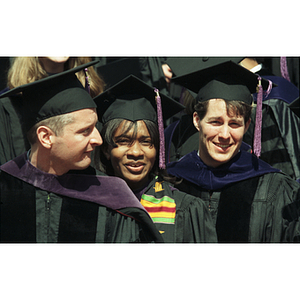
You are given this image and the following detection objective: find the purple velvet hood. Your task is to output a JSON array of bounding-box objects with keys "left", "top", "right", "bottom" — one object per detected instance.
[{"left": 0, "top": 153, "right": 147, "bottom": 212}]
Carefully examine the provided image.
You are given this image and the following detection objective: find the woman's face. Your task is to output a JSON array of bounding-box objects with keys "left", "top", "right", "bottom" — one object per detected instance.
[
  {"left": 45, "top": 57, "right": 70, "bottom": 63},
  {"left": 104, "top": 120, "right": 157, "bottom": 190},
  {"left": 38, "top": 56, "right": 70, "bottom": 73}
]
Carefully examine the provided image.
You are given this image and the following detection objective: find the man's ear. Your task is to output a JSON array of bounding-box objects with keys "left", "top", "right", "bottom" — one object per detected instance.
[
  {"left": 193, "top": 112, "right": 201, "bottom": 131},
  {"left": 36, "top": 126, "right": 54, "bottom": 149},
  {"left": 244, "top": 118, "right": 251, "bottom": 134}
]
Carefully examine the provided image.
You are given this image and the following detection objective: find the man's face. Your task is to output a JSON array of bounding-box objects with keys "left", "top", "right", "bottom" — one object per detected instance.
[
  {"left": 51, "top": 108, "right": 102, "bottom": 175},
  {"left": 193, "top": 99, "right": 250, "bottom": 168}
]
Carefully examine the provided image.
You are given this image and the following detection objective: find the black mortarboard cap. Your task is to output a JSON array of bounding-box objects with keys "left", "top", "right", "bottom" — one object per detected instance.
[
  {"left": 94, "top": 74, "right": 185, "bottom": 124},
  {"left": 0, "top": 60, "right": 98, "bottom": 131},
  {"left": 93, "top": 75, "right": 185, "bottom": 169},
  {"left": 171, "top": 60, "right": 272, "bottom": 105},
  {"left": 165, "top": 57, "right": 245, "bottom": 77},
  {"left": 96, "top": 57, "right": 142, "bottom": 89}
]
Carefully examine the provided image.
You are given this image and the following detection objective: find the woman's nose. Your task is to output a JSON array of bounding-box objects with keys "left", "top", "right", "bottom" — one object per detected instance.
[{"left": 127, "top": 142, "right": 143, "bottom": 157}]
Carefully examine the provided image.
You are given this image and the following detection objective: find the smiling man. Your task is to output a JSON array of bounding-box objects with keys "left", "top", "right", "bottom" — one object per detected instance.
[
  {"left": 194, "top": 98, "right": 250, "bottom": 168},
  {"left": 0, "top": 61, "right": 163, "bottom": 243},
  {"left": 167, "top": 61, "right": 300, "bottom": 242}
]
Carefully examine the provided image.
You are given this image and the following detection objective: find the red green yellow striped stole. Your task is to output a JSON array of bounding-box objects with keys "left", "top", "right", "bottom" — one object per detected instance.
[{"left": 141, "top": 187, "right": 176, "bottom": 224}]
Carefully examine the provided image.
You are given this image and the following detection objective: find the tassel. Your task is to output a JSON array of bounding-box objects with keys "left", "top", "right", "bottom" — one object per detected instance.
[
  {"left": 154, "top": 88, "right": 166, "bottom": 169},
  {"left": 265, "top": 79, "right": 272, "bottom": 98},
  {"left": 84, "top": 68, "right": 91, "bottom": 94},
  {"left": 265, "top": 79, "right": 273, "bottom": 110},
  {"left": 253, "top": 76, "right": 263, "bottom": 158},
  {"left": 280, "top": 57, "right": 291, "bottom": 82}
]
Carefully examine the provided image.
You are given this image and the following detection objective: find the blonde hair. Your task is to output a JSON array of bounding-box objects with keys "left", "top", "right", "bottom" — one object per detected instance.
[
  {"left": 7, "top": 57, "right": 105, "bottom": 97},
  {"left": 27, "top": 112, "right": 75, "bottom": 145}
]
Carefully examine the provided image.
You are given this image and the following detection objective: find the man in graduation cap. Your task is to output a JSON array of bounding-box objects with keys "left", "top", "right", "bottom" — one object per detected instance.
[
  {"left": 93, "top": 75, "right": 217, "bottom": 242},
  {"left": 166, "top": 61, "right": 300, "bottom": 242},
  {"left": 163, "top": 57, "right": 246, "bottom": 162},
  {"left": 0, "top": 61, "right": 163, "bottom": 243}
]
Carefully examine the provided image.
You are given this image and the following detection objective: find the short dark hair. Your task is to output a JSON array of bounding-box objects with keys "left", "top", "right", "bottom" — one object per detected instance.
[{"left": 194, "top": 99, "right": 252, "bottom": 124}]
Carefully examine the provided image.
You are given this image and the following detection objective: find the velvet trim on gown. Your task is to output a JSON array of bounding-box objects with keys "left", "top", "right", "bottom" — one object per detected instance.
[
  {"left": 167, "top": 150, "right": 280, "bottom": 191},
  {"left": 0, "top": 153, "right": 146, "bottom": 211}
]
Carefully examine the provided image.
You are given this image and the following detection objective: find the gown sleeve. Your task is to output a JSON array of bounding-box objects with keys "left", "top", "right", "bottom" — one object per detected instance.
[{"left": 254, "top": 172, "right": 300, "bottom": 242}]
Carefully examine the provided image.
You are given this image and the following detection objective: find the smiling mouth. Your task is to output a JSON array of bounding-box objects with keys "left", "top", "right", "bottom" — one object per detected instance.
[
  {"left": 125, "top": 163, "right": 145, "bottom": 173},
  {"left": 214, "top": 143, "right": 231, "bottom": 150}
]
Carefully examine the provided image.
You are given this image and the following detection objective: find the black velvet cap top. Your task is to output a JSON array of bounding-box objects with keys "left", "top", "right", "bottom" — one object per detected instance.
[
  {"left": 165, "top": 57, "right": 244, "bottom": 77},
  {"left": 0, "top": 60, "right": 98, "bottom": 131},
  {"left": 171, "top": 60, "right": 272, "bottom": 105},
  {"left": 94, "top": 74, "right": 185, "bottom": 124}
]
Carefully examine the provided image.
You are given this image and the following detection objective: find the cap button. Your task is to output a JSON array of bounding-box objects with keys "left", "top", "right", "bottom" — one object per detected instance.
[{"left": 202, "top": 57, "right": 209, "bottom": 62}]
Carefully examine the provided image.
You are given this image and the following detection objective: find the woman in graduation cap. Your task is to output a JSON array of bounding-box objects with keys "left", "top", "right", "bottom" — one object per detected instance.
[
  {"left": 0, "top": 56, "right": 105, "bottom": 165},
  {"left": 166, "top": 61, "right": 300, "bottom": 242},
  {"left": 93, "top": 75, "right": 217, "bottom": 243}
]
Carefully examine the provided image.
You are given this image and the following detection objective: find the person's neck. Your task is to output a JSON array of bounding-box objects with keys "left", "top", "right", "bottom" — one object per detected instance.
[
  {"left": 29, "top": 147, "right": 64, "bottom": 176},
  {"left": 127, "top": 177, "right": 151, "bottom": 193},
  {"left": 196, "top": 150, "right": 240, "bottom": 169}
]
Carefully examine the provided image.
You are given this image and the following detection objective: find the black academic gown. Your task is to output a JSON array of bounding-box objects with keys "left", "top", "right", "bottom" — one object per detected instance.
[
  {"left": 133, "top": 176, "right": 217, "bottom": 243},
  {"left": 243, "top": 76, "right": 300, "bottom": 181},
  {"left": 0, "top": 95, "right": 30, "bottom": 165},
  {"left": 243, "top": 98, "right": 300, "bottom": 181},
  {"left": 244, "top": 74, "right": 299, "bottom": 179},
  {"left": 0, "top": 153, "right": 163, "bottom": 243},
  {"left": 167, "top": 150, "right": 300, "bottom": 242}
]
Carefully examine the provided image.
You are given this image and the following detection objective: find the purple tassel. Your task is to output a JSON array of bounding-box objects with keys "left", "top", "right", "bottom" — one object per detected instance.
[
  {"left": 84, "top": 68, "right": 91, "bottom": 94},
  {"left": 265, "top": 79, "right": 273, "bottom": 112},
  {"left": 154, "top": 88, "right": 166, "bottom": 169},
  {"left": 265, "top": 79, "right": 272, "bottom": 98},
  {"left": 253, "top": 76, "right": 263, "bottom": 158},
  {"left": 280, "top": 57, "right": 291, "bottom": 82}
]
